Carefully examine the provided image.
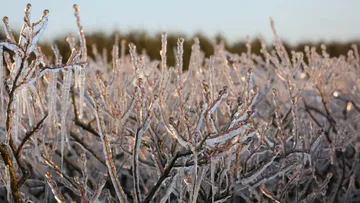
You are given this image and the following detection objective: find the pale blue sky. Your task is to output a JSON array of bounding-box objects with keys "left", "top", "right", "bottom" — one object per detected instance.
[{"left": 1, "top": 0, "right": 359, "bottom": 44}]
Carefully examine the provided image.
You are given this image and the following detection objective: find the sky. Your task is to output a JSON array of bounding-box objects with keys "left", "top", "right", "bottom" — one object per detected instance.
[{"left": 0, "top": 0, "right": 359, "bottom": 44}]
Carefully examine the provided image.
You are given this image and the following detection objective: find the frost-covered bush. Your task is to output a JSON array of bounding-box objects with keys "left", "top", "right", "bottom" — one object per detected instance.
[{"left": 0, "top": 4, "right": 360, "bottom": 203}]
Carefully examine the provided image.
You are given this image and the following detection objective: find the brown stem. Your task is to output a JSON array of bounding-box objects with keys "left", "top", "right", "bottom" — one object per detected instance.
[
  {"left": 16, "top": 114, "right": 48, "bottom": 158},
  {"left": 0, "top": 144, "right": 21, "bottom": 203},
  {"left": 17, "top": 158, "right": 30, "bottom": 188},
  {"left": 142, "top": 150, "right": 192, "bottom": 203},
  {"left": 15, "top": 113, "right": 47, "bottom": 187},
  {"left": 1, "top": 59, "right": 27, "bottom": 203}
]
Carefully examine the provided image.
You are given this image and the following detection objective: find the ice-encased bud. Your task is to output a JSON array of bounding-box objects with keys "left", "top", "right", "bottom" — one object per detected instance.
[
  {"left": 43, "top": 9, "right": 49, "bottom": 16},
  {"left": 2, "top": 16, "right": 9, "bottom": 24},
  {"left": 73, "top": 4, "right": 79, "bottom": 12}
]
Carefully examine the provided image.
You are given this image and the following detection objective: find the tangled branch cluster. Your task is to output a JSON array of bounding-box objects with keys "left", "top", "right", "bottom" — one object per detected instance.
[{"left": 0, "top": 4, "right": 359, "bottom": 203}]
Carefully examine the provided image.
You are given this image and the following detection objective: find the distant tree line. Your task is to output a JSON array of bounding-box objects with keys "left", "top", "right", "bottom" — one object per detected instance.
[{"left": 1, "top": 30, "right": 359, "bottom": 69}]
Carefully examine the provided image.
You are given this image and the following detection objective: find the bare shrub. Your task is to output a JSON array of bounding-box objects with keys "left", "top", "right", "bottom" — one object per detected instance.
[{"left": 0, "top": 4, "right": 359, "bottom": 203}]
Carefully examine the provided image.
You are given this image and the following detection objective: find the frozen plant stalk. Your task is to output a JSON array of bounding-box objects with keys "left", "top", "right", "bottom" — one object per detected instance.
[
  {"left": 73, "top": 4, "right": 87, "bottom": 119},
  {"left": 45, "top": 172, "right": 66, "bottom": 203},
  {"left": 91, "top": 95, "right": 128, "bottom": 203}
]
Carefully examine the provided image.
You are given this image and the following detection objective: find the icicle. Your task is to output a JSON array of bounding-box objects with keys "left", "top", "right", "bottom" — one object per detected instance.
[
  {"left": 34, "top": 130, "right": 41, "bottom": 159},
  {"left": 74, "top": 68, "right": 79, "bottom": 89},
  {"left": 60, "top": 69, "right": 72, "bottom": 170},
  {"left": 21, "top": 87, "right": 26, "bottom": 115},
  {"left": 21, "top": 88, "right": 33, "bottom": 127},
  {"left": 12, "top": 92, "right": 21, "bottom": 144},
  {"left": 178, "top": 167, "right": 185, "bottom": 202},
  {"left": 48, "top": 72, "right": 57, "bottom": 124},
  {"left": 189, "top": 151, "right": 198, "bottom": 203},
  {"left": 78, "top": 66, "right": 85, "bottom": 118},
  {"left": 211, "top": 159, "right": 217, "bottom": 203},
  {"left": 29, "top": 84, "right": 45, "bottom": 117},
  {"left": 191, "top": 167, "right": 205, "bottom": 203}
]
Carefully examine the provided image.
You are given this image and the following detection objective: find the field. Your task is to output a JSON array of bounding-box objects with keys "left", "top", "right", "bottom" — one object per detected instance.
[{"left": 0, "top": 3, "right": 359, "bottom": 203}]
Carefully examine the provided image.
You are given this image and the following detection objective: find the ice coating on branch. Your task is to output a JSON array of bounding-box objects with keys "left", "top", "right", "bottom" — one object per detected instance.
[
  {"left": 195, "top": 102, "right": 208, "bottom": 135},
  {"left": 177, "top": 37, "right": 184, "bottom": 77},
  {"left": 90, "top": 179, "right": 106, "bottom": 203},
  {"left": 18, "top": 4, "right": 31, "bottom": 48},
  {"left": 128, "top": 43, "right": 141, "bottom": 78},
  {"left": 240, "top": 149, "right": 281, "bottom": 185},
  {"left": 310, "top": 130, "right": 324, "bottom": 153},
  {"left": 0, "top": 5, "right": 92, "bottom": 203},
  {"left": 45, "top": 172, "right": 66, "bottom": 203},
  {"left": 133, "top": 97, "right": 158, "bottom": 202},
  {"left": 161, "top": 32, "right": 167, "bottom": 72},
  {"left": 0, "top": 42, "right": 24, "bottom": 58},
  {"left": 159, "top": 32, "right": 167, "bottom": 100},
  {"left": 205, "top": 123, "right": 251, "bottom": 146},
  {"left": 208, "top": 86, "right": 229, "bottom": 115},
  {"left": 51, "top": 44, "right": 63, "bottom": 66},
  {"left": 90, "top": 95, "right": 128, "bottom": 203},
  {"left": 73, "top": 4, "right": 87, "bottom": 62},
  {"left": 66, "top": 34, "right": 76, "bottom": 51},
  {"left": 159, "top": 174, "right": 178, "bottom": 203},
  {"left": 167, "top": 122, "right": 193, "bottom": 149},
  {"left": 27, "top": 9, "right": 49, "bottom": 56}
]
